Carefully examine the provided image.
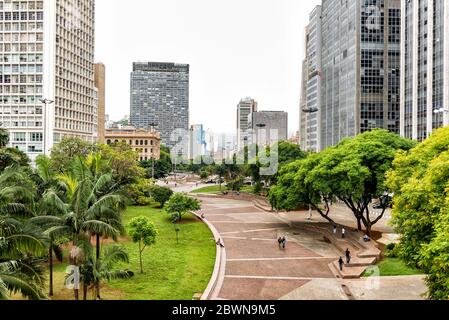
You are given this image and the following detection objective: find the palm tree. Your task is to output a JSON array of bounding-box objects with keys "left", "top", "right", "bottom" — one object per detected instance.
[
  {"left": 80, "top": 245, "right": 132, "bottom": 300},
  {"left": 32, "top": 155, "right": 125, "bottom": 300},
  {"left": 0, "top": 166, "right": 48, "bottom": 300}
]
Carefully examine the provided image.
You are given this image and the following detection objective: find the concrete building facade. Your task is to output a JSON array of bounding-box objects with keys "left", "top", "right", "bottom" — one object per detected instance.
[
  {"left": 400, "top": 0, "right": 449, "bottom": 141},
  {"left": 0, "top": 0, "right": 97, "bottom": 160},
  {"left": 130, "top": 62, "right": 189, "bottom": 148},
  {"left": 94, "top": 62, "right": 106, "bottom": 143}
]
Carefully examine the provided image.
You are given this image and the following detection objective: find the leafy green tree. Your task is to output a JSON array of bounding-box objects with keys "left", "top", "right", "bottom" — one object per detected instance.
[
  {"left": 387, "top": 127, "right": 449, "bottom": 299},
  {"left": 126, "top": 178, "right": 153, "bottom": 206},
  {"left": 164, "top": 193, "right": 201, "bottom": 223},
  {"left": 268, "top": 154, "right": 335, "bottom": 223},
  {"left": 127, "top": 217, "right": 158, "bottom": 274},
  {"left": 317, "top": 130, "right": 415, "bottom": 234},
  {"left": 98, "top": 142, "right": 146, "bottom": 187},
  {"left": 149, "top": 185, "right": 173, "bottom": 208},
  {"left": 214, "top": 164, "right": 227, "bottom": 192},
  {"left": 49, "top": 137, "right": 97, "bottom": 172}
]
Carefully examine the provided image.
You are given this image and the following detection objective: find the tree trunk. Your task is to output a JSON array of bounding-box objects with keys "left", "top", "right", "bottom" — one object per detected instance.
[
  {"left": 83, "top": 282, "right": 88, "bottom": 301},
  {"left": 74, "top": 289, "right": 79, "bottom": 301},
  {"left": 357, "top": 217, "right": 363, "bottom": 231},
  {"left": 139, "top": 242, "right": 144, "bottom": 274},
  {"left": 49, "top": 245, "right": 53, "bottom": 297},
  {"left": 96, "top": 234, "right": 101, "bottom": 300}
]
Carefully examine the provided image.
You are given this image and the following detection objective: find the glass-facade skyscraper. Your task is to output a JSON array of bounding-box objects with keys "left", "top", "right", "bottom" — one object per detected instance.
[
  {"left": 401, "top": 0, "right": 449, "bottom": 141},
  {"left": 300, "top": 0, "right": 401, "bottom": 151},
  {"left": 130, "top": 62, "right": 189, "bottom": 148}
]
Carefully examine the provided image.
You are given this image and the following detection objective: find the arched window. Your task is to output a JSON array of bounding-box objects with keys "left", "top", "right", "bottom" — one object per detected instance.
[{"left": 106, "top": 140, "right": 111, "bottom": 145}]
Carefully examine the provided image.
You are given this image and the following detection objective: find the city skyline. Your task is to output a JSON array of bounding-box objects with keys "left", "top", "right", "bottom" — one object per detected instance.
[{"left": 95, "top": 0, "right": 320, "bottom": 135}]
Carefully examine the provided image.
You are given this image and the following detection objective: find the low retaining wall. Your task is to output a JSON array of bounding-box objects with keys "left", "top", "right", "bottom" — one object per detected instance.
[{"left": 190, "top": 211, "right": 226, "bottom": 300}]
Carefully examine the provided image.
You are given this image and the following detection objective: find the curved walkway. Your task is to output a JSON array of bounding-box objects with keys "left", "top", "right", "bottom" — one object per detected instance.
[{"left": 195, "top": 196, "right": 427, "bottom": 300}]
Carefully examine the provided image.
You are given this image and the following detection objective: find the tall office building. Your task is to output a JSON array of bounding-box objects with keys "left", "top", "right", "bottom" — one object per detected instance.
[
  {"left": 189, "top": 124, "right": 206, "bottom": 159},
  {"left": 401, "top": 0, "right": 449, "bottom": 141},
  {"left": 300, "top": 6, "right": 322, "bottom": 152},
  {"left": 300, "top": 0, "right": 401, "bottom": 151},
  {"left": 130, "top": 62, "right": 189, "bottom": 148},
  {"left": 248, "top": 111, "right": 288, "bottom": 146},
  {"left": 94, "top": 62, "right": 106, "bottom": 143},
  {"left": 0, "top": 0, "right": 97, "bottom": 160},
  {"left": 236, "top": 97, "right": 257, "bottom": 150}
]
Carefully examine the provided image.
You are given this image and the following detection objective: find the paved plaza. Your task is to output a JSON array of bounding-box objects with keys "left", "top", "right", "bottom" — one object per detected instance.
[{"left": 196, "top": 196, "right": 427, "bottom": 300}]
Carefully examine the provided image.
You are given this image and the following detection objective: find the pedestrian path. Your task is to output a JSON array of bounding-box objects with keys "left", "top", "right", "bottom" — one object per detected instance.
[{"left": 195, "top": 195, "right": 427, "bottom": 300}]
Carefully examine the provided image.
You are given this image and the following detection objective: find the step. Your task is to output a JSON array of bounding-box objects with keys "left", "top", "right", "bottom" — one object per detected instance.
[
  {"left": 357, "top": 249, "right": 381, "bottom": 259},
  {"left": 327, "top": 262, "right": 342, "bottom": 279},
  {"left": 346, "top": 256, "right": 377, "bottom": 267},
  {"left": 332, "top": 261, "right": 368, "bottom": 279}
]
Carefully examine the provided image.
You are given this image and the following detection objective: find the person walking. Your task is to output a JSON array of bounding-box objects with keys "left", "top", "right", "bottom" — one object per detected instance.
[
  {"left": 341, "top": 227, "right": 346, "bottom": 239},
  {"left": 345, "top": 248, "right": 351, "bottom": 264},
  {"left": 281, "top": 236, "right": 286, "bottom": 249},
  {"left": 333, "top": 225, "right": 337, "bottom": 235},
  {"left": 338, "top": 257, "right": 344, "bottom": 271},
  {"left": 277, "top": 237, "right": 283, "bottom": 249}
]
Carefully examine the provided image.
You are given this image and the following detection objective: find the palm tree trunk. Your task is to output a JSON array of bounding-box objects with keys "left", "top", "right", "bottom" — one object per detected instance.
[
  {"left": 96, "top": 234, "right": 101, "bottom": 300},
  {"left": 83, "top": 282, "right": 88, "bottom": 300},
  {"left": 49, "top": 244, "right": 53, "bottom": 296}
]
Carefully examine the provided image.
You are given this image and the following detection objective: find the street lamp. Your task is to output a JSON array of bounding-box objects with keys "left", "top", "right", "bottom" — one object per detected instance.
[
  {"left": 302, "top": 107, "right": 319, "bottom": 152},
  {"left": 39, "top": 98, "right": 54, "bottom": 156},
  {"left": 149, "top": 122, "right": 158, "bottom": 179}
]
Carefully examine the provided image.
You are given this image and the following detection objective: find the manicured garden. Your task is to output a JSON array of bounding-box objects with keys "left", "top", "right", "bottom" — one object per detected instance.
[
  {"left": 191, "top": 185, "right": 253, "bottom": 194},
  {"left": 50, "top": 205, "right": 216, "bottom": 300}
]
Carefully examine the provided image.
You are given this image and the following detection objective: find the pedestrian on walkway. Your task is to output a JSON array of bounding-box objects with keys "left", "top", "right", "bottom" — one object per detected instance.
[
  {"left": 333, "top": 225, "right": 337, "bottom": 235},
  {"left": 277, "top": 237, "right": 282, "bottom": 249},
  {"left": 281, "top": 236, "right": 286, "bottom": 249},
  {"left": 338, "top": 257, "right": 344, "bottom": 271},
  {"left": 345, "top": 248, "right": 351, "bottom": 264},
  {"left": 342, "top": 227, "right": 346, "bottom": 239}
]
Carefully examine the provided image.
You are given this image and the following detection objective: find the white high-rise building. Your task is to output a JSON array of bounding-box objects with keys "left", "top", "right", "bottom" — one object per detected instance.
[
  {"left": 400, "top": 0, "right": 449, "bottom": 141},
  {"left": 0, "top": 0, "right": 97, "bottom": 161},
  {"left": 236, "top": 97, "right": 257, "bottom": 151}
]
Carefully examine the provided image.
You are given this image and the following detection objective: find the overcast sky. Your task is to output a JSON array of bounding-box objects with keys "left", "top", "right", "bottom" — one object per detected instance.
[{"left": 95, "top": 0, "right": 320, "bottom": 135}]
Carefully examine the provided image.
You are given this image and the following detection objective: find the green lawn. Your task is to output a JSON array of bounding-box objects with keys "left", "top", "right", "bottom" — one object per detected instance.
[
  {"left": 50, "top": 205, "right": 216, "bottom": 300},
  {"left": 363, "top": 258, "right": 423, "bottom": 277},
  {"left": 192, "top": 185, "right": 253, "bottom": 194}
]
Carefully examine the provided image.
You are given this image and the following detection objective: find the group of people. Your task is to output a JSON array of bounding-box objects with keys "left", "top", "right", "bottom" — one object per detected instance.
[
  {"left": 333, "top": 225, "right": 346, "bottom": 239},
  {"left": 277, "top": 236, "right": 287, "bottom": 249}
]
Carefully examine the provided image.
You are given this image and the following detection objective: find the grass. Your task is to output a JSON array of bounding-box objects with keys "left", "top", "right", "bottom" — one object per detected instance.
[
  {"left": 49, "top": 205, "right": 216, "bottom": 300},
  {"left": 363, "top": 257, "right": 423, "bottom": 277},
  {"left": 191, "top": 185, "right": 254, "bottom": 194}
]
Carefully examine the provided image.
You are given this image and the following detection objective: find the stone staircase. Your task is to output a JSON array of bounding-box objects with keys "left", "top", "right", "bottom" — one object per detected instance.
[{"left": 301, "top": 224, "right": 381, "bottom": 279}]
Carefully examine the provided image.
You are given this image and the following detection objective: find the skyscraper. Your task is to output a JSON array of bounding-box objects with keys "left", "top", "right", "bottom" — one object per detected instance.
[
  {"left": 400, "top": 0, "right": 449, "bottom": 141},
  {"left": 94, "top": 62, "right": 106, "bottom": 144},
  {"left": 130, "top": 62, "right": 189, "bottom": 148},
  {"left": 0, "top": 0, "right": 97, "bottom": 160},
  {"left": 236, "top": 97, "right": 257, "bottom": 150},
  {"left": 300, "top": 0, "right": 401, "bottom": 151},
  {"left": 300, "top": 6, "right": 322, "bottom": 152}
]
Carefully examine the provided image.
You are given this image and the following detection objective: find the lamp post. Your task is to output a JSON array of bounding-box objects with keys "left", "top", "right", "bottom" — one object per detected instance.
[
  {"left": 149, "top": 122, "right": 158, "bottom": 179},
  {"left": 302, "top": 107, "right": 319, "bottom": 152},
  {"left": 39, "top": 98, "right": 54, "bottom": 156}
]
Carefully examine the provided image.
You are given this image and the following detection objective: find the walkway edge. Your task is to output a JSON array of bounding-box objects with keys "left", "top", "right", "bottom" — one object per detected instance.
[{"left": 191, "top": 210, "right": 226, "bottom": 300}]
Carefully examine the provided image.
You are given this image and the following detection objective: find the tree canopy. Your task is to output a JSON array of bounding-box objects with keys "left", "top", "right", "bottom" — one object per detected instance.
[{"left": 387, "top": 127, "right": 449, "bottom": 299}]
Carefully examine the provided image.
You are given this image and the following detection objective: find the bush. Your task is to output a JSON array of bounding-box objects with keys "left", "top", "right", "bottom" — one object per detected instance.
[
  {"left": 149, "top": 185, "right": 174, "bottom": 208},
  {"left": 385, "top": 243, "right": 399, "bottom": 258}
]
